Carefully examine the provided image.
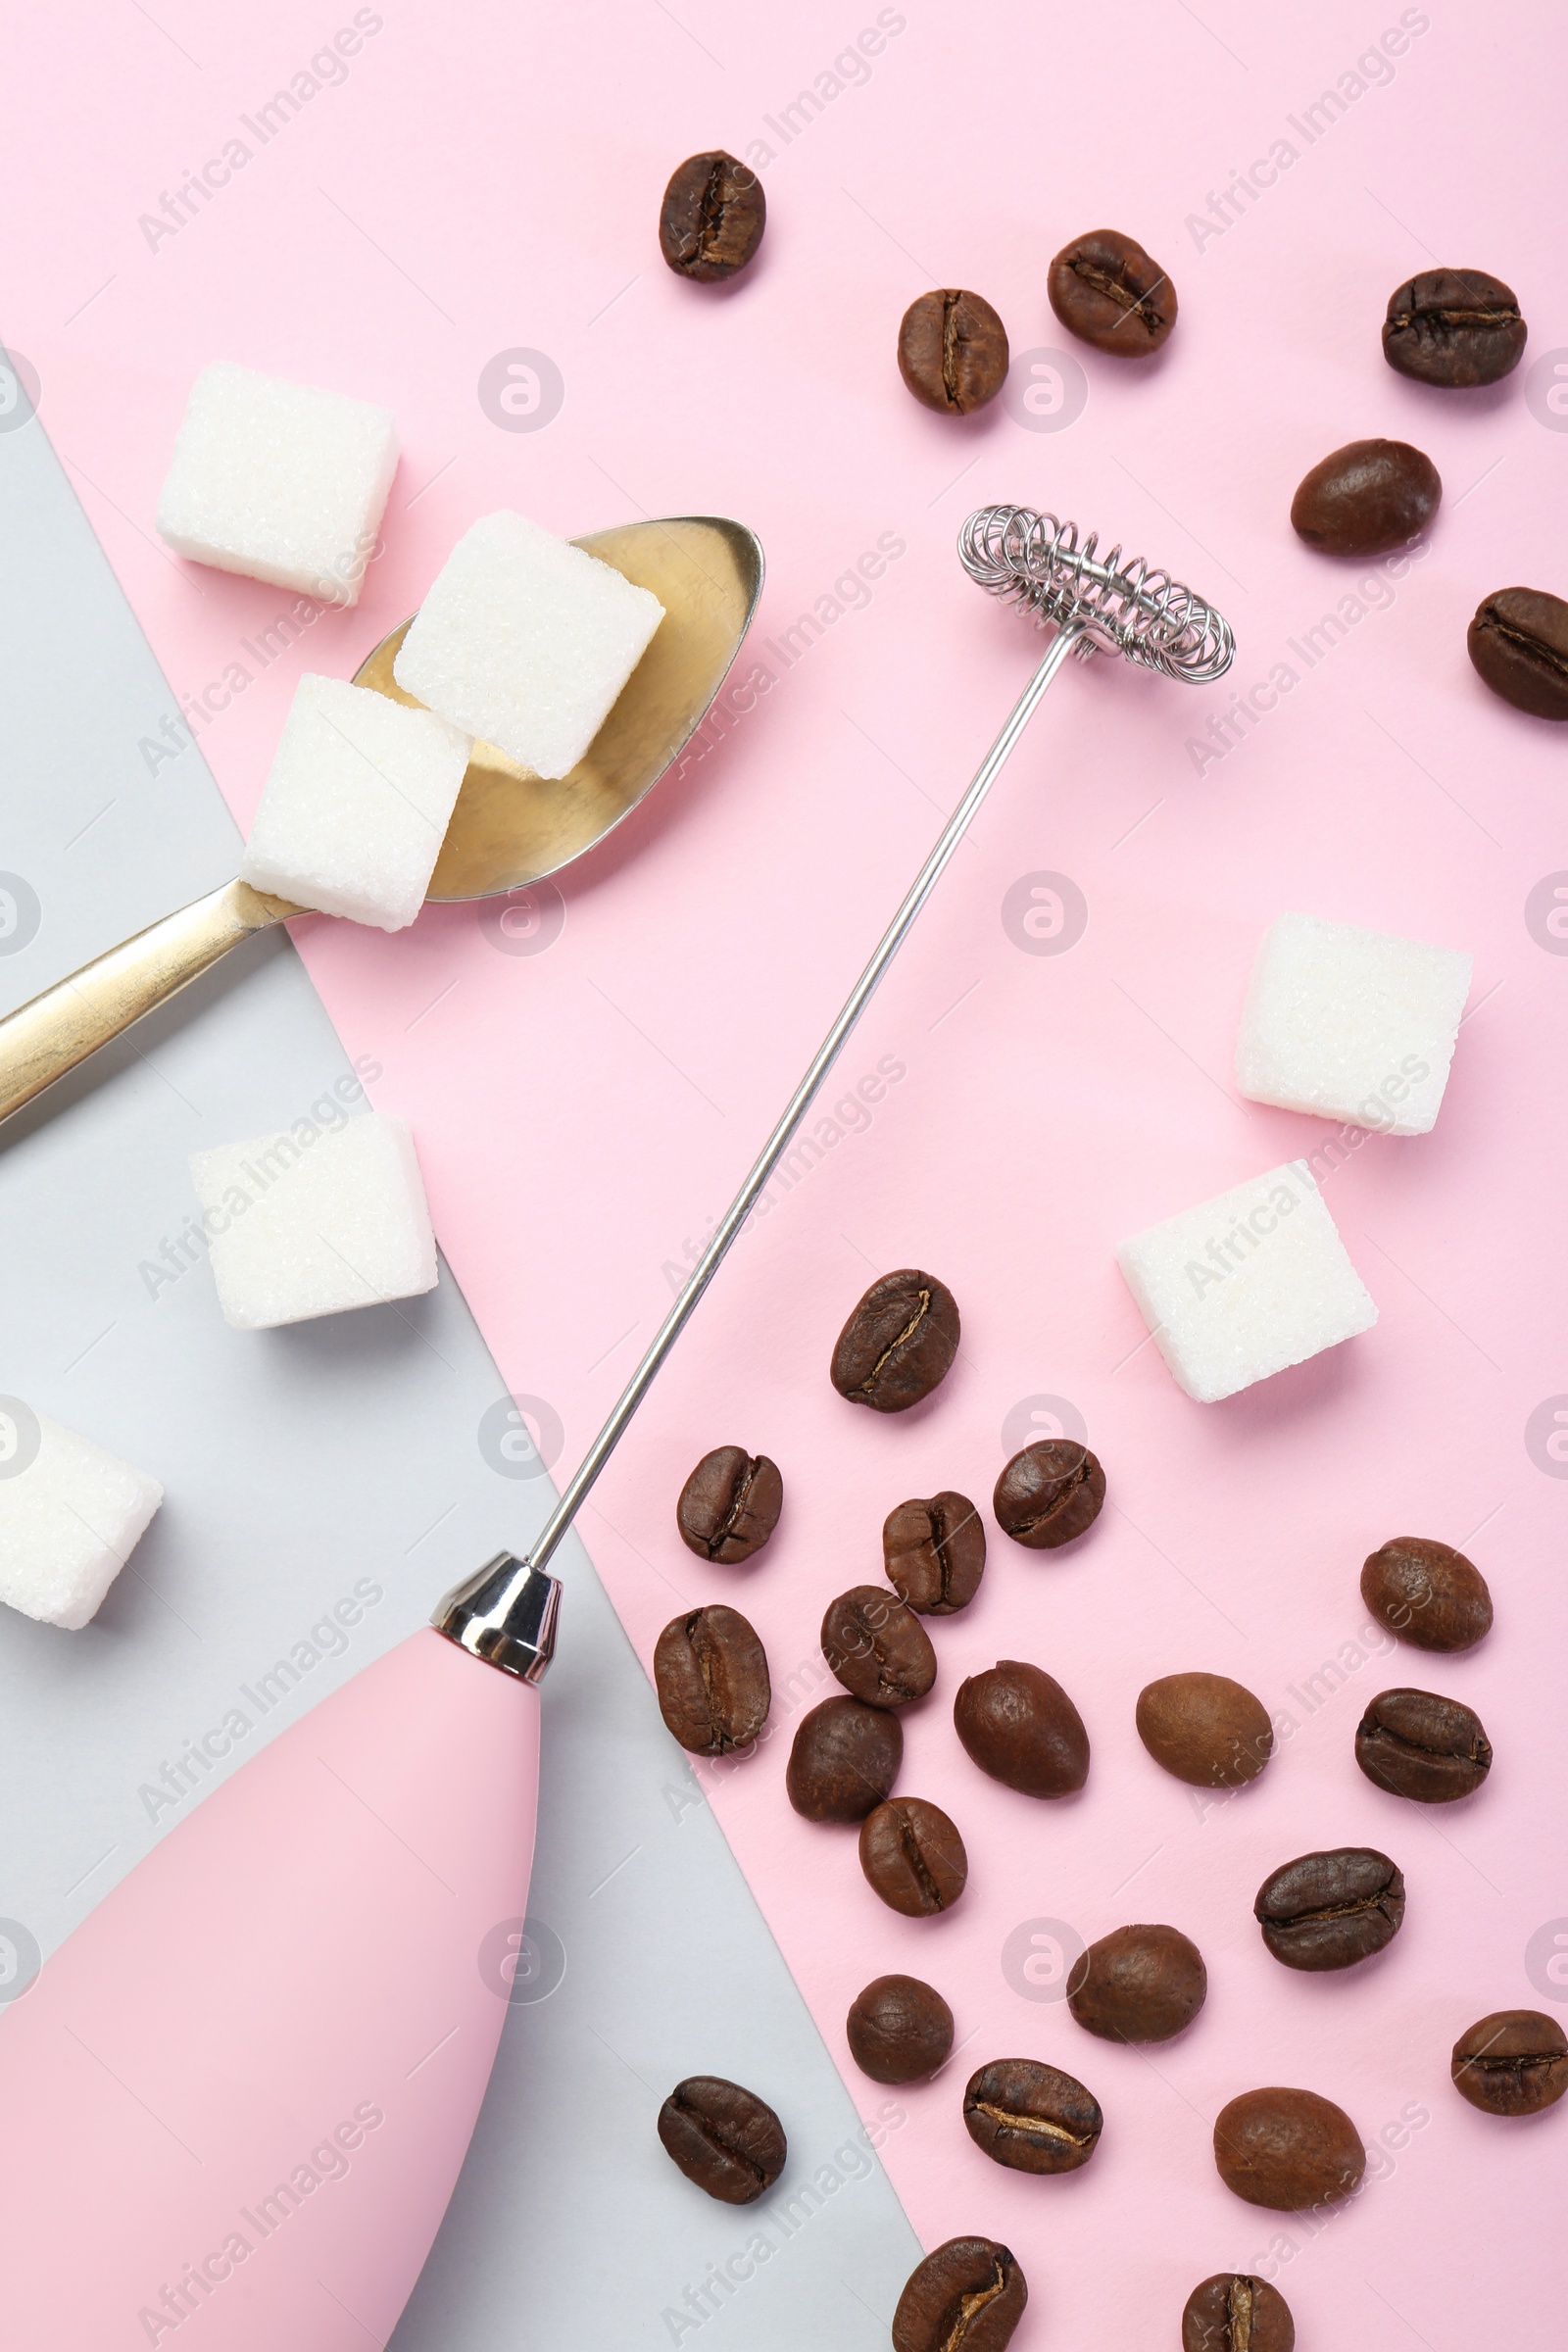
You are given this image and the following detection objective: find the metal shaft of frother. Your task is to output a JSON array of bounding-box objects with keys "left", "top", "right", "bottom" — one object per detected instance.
[{"left": 521, "top": 620, "right": 1087, "bottom": 1575}]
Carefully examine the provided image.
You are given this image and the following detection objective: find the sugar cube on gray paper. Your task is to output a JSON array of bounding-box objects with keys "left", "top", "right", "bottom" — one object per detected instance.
[
  {"left": 0, "top": 1410, "right": 163, "bottom": 1630},
  {"left": 1235, "top": 911, "right": 1473, "bottom": 1136},
  {"left": 394, "top": 509, "right": 664, "bottom": 777},
  {"left": 240, "top": 673, "right": 471, "bottom": 930},
  {"left": 1117, "top": 1157, "right": 1377, "bottom": 1403},
  {"left": 189, "top": 1113, "right": 437, "bottom": 1330},
  {"left": 157, "top": 361, "right": 398, "bottom": 606}
]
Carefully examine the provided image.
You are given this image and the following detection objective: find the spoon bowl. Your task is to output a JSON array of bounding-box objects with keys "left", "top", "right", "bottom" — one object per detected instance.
[
  {"left": 355, "top": 516, "right": 763, "bottom": 900},
  {"left": 0, "top": 516, "right": 763, "bottom": 1127}
]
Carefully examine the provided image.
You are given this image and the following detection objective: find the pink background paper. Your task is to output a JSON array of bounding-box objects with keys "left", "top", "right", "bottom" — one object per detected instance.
[{"left": 6, "top": 0, "right": 1568, "bottom": 2340}]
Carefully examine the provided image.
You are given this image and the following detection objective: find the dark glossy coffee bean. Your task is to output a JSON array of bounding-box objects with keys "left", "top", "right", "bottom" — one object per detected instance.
[
  {"left": 994, "top": 1439, "right": 1105, "bottom": 1549},
  {"left": 1066, "top": 1924, "right": 1206, "bottom": 2042},
  {"left": 859, "top": 1795, "right": 967, "bottom": 1915},
  {"left": 676, "top": 1446, "right": 782, "bottom": 1562},
  {"left": 897, "top": 289, "right": 1009, "bottom": 416},
  {"left": 831, "top": 1268, "right": 959, "bottom": 1412},
  {"left": 1182, "top": 2273, "right": 1296, "bottom": 2352},
  {"left": 1213, "top": 2087, "right": 1365, "bottom": 2211},
  {"left": 962, "top": 2057, "right": 1102, "bottom": 2174},
  {"left": 654, "top": 1606, "right": 770, "bottom": 1756},
  {"left": 786, "top": 1695, "right": 902, "bottom": 1822},
  {"left": 1383, "top": 268, "right": 1526, "bottom": 387},
  {"left": 822, "top": 1586, "right": 936, "bottom": 1708},
  {"left": 893, "top": 2237, "right": 1027, "bottom": 2352},
  {"left": 657, "top": 2075, "right": 786, "bottom": 2202},
  {"left": 1361, "top": 1535, "right": 1493, "bottom": 1652},
  {"left": 1356, "top": 1687, "right": 1492, "bottom": 1803},
  {"left": 1136, "top": 1671, "right": 1273, "bottom": 1788},
  {"left": 659, "top": 150, "right": 765, "bottom": 282},
  {"left": 883, "top": 1490, "right": 986, "bottom": 1613},
  {"left": 1049, "top": 227, "right": 1176, "bottom": 356},
  {"left": 1291, "top": 438, "right": 1441, "bottom": 557},
  {"left": 1254, "top": 1847, "right": 1404, "bottom": 1972},
  {"left": 1451, "top": 2009, "right": 1568, "bottom": 2117},
  {"left": 1468, "top": 586, "right": 1568, "bottom": 719},
  {"left": 846, "top": 1973, "right": 954, "bottom": 2082},
  {"left": 955, "top": 1660, "right": 1089, "bottom": 1797}
]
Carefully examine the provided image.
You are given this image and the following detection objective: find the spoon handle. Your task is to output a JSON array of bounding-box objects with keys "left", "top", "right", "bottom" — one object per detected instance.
[{"left": 0, "top": 878, "right": 295, "bottom": 1128}]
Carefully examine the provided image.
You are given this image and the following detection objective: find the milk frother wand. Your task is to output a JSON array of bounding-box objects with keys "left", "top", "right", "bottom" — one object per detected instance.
[
  {"left": 0, "top": 506, "right": 1232, "bottom": 2352},
  {"left": 451, "top": 505, "right": 1235, "bottom": 1639}
]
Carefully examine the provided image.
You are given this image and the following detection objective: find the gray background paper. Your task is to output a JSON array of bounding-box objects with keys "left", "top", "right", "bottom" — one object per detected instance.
[{"left": 0, "top": 362, "right": 918, "bottom": 2347}]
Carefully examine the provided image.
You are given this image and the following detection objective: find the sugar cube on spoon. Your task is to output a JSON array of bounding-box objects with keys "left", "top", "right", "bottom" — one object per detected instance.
[
  {"left": 394, "top": 510, "right": 665, "bottom": 777},
  {"left": 240, "top": 674, "right": 471, "bottom": 930}
]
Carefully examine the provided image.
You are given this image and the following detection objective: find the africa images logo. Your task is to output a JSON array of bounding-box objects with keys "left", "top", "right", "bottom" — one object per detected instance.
[
  {"left": 477, "top": 349, "right": 565, "bottom": 433},
  {"left": 0, "top": 1920, "right": 41, "bottom": 2005}
]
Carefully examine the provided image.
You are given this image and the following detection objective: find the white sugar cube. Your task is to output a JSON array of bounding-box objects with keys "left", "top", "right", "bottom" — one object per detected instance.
[
  {"left": 240, "top": 675, "right": 471, "bottom": 930},
  {"left": 394, "top": 510, "right": 664, "bottom": 777},
  {"left": 189, "top": 1114, "right": 437, "bottom": 1331},
  {"left": 1117, "top": 1158, "right": 1377, "bottom": 1404},
  {"left": 157, "top": 362, "right": 399, "bottom": 606},
  {"left": 1236, "top": 912, "right": 1472, "bottom": 1137},
  {"left": 0, "top": 1409, "right": 163, "bottom": 1630}
]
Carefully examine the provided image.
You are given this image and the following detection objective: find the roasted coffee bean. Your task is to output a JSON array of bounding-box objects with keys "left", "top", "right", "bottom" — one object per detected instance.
[
  {"left": 1066, "top": 1923, "right": 1206, "bottom": 2043},
  {"left": 659, "top": 150, "right": 765, "bottom": 282},
  {"left": 822, "top": 1586, "right": 937, "bottom": 1708},
  {"left": 1290, "top": 438, "right": 1441, "bottom": 557},
  {"left": 962, "top": 2057, "right": 1102, "bottom": 2174},
  {"left": 892, "top": 2237, "right": 1028, "bottom": 2352},
  {"left": 1212, "top": 2087, "right": 1365, "bottom": 2211},
  {"left": 657, "top": 2075, "right": 786, "bottom": 2203},
  {"left": 1468, "top": 586, "right": 1568, "bottom": 719},
  {"left": 1361, "top": 1535, "right": 1494, "bottom": 1652},
  {"left": 1136, "top": 1671, "right": 1273, "bottom": 1788},
  {"left": 1254, "top": 1847, "right": 1404, "bottom": 1972},
  {"left": 654, "top": 1605, "right": 770, "bottom": 1756},
  {"left": 1451, "top": 2009, "right": 1568, "bottom": 2117},
  {"left": 846, "top": 1973, "right": 955, "bottom": 2082},
  {"left": 831, "top": 1269, "right": 960, "bottom": 1412},
  {"left": 897, "top": 289, "right": 1009, "bottom": 416},
  {"left": 955, "top": 1660, "right": 1089, "bottom": 1797},
  {"left": 859, "top": 1795, "right": 968, "bottom": 1915},
  {"left": 1355, "top": 1686, "right": 1492, "bottom": 1803},
  {"left": 676, "top": 1446, "right": 783, "bottom": 1562},
  {"left": 1383, "top": 268, "right": 1527, "bottom": 387},
  {"left": 1048, "top": 227, "right": 1176, "bottom": 356},
  {"left": 993, "top": 1439, "right": 1105, "bottom": 1549},
  {"left": 883, "top": 1490, "right": 986, "bottom": 1613},
  {"left": 1181, "top": 2273, "right": 1296, "bottom": 2352},
  {"left": 786, "top": 1695, "right": 902, "bottom": 1822}
]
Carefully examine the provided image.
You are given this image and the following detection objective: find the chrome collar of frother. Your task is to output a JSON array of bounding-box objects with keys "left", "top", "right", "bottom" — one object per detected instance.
[{"left": 432, "top": 1553, "right": 561, "bottom": 1683}]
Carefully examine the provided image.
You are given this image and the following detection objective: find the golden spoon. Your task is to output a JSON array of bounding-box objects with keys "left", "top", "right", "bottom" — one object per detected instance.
[{"left": 0, "top": 516, "right": 762, "bottom": 1128}]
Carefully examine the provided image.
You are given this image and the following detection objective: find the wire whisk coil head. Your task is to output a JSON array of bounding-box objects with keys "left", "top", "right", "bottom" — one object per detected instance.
[{"left": 959, "top": 505, "right": 1234, "bottom": 685}]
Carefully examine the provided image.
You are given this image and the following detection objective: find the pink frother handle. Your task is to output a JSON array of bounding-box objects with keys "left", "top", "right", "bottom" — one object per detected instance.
[{"left": 0, "top": 1628, "right": 540, "bottom": 2349}]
